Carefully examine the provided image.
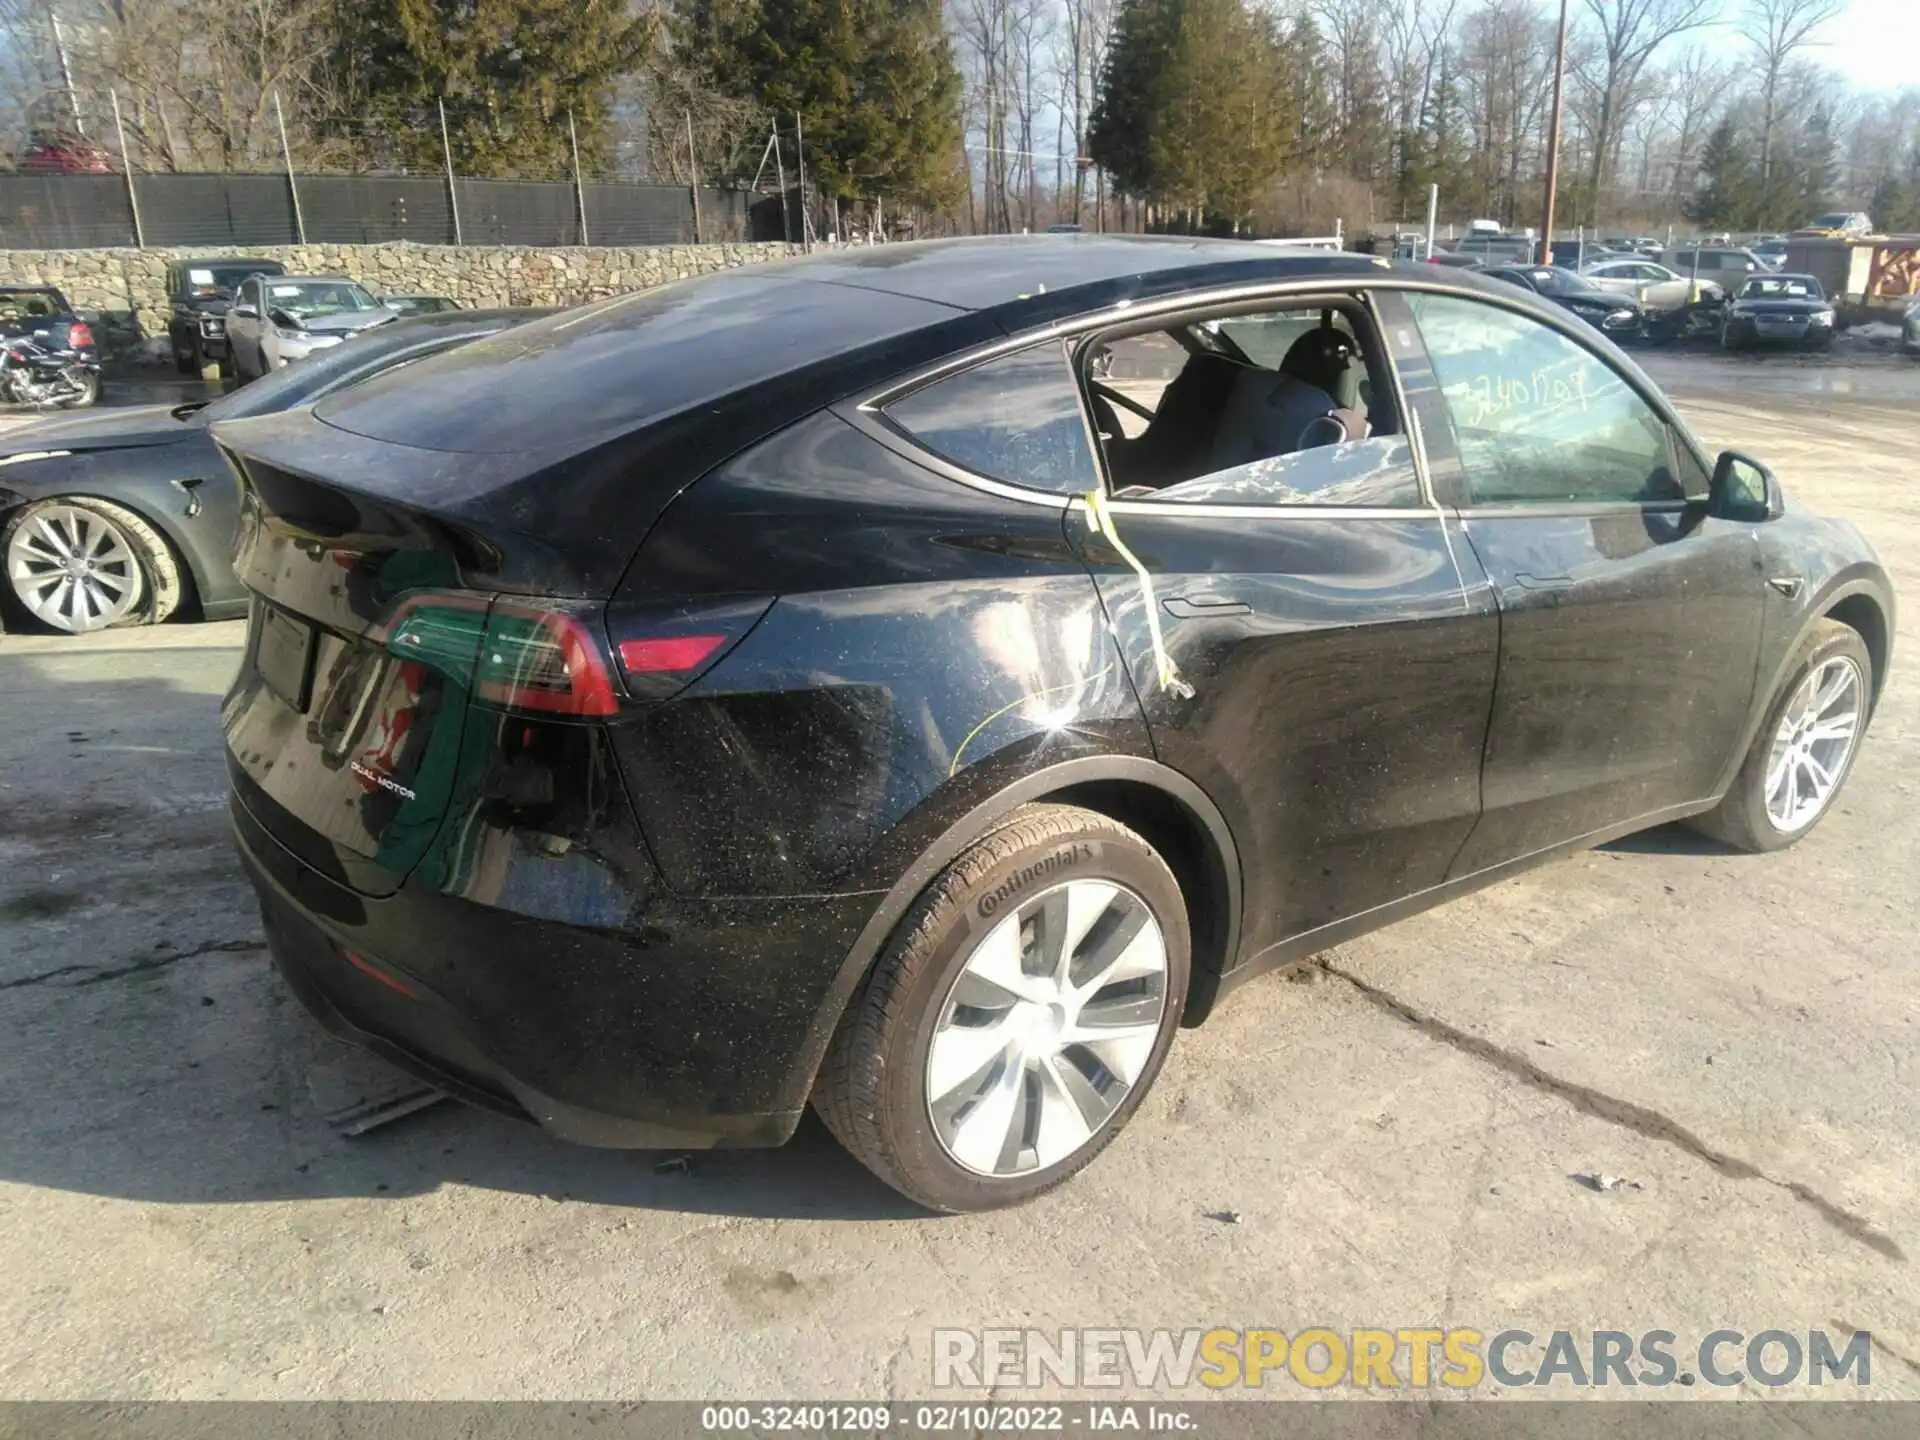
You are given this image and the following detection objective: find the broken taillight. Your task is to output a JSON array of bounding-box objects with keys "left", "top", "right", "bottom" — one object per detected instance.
[
  {"left": 475, "top": 602, "right": 620, "bottom": 717},
  {"left": 378, "top": 592, "right": 620, "bottom": 718}
]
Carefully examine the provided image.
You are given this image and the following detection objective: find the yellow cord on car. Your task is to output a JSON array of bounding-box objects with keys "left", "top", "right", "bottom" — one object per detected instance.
[{"left": 1081, "top": 489, "right": 1195, "bottom": 700}]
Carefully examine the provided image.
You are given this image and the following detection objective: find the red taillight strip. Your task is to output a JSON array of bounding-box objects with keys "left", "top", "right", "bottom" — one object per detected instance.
[
  {"left": 617, "top": 634, "right": 727, "bottom": 675},
  {"left": 338, "top": 947, "right": 419, "bottom": 999}
]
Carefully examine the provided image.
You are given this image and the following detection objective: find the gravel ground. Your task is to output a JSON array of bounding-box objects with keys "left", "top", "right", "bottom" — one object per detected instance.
[{"left": 0, "top": 352, "right": 1917, "bottom": 1403}]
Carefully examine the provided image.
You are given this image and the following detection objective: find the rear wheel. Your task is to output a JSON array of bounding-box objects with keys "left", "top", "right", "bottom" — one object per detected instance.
[
  {"left": 1689, "top": 620, "right": 1871, "bottom": 852},
  {"left": 815, "top": 804, "right": 1189, "bottom": 1212},
  {"left": 57, "top": 370, "right": 99, "bottom": 409},
  {"left": 3, "top": 497, "right": 183, "bottom": 634}
]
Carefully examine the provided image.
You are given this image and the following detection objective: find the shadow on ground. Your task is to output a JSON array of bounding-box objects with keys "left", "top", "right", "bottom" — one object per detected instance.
[
  {"left": 1599, "top": 822, "right": 1742, "bottom": 856},
  {"left": 0, "top": 654, "right": 923, "bottom": 1223}
]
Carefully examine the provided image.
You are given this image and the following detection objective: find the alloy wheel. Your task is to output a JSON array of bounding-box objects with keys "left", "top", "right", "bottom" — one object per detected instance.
[
  {"left": 1764, "top": 655, "right": 1863, "bottom": 834},
  {"left": 926, "top": 878, "right": 1168, "bottom": 1178},
  {"left": 6, "top": 504, "right": 143, "bottom": 632}
]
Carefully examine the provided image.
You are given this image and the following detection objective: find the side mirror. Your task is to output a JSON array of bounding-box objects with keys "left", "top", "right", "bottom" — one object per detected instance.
[
  {"left": 229, "top": 304, "right": 258, "bottom": 320},
  {"left": 1711, "top": 450, "right": 1785, "bottom": 522}
]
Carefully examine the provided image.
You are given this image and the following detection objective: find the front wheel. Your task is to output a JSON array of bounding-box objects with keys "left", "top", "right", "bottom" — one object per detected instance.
[
  {"left": 815, "top": 804, "right": 1190, "bottom": 1212},
  {"left": 3, "top": 497, "right": 184, "bottom": 633},
  {"left": 1689, "top": 620, "right": 1872, "bottom": 852}
]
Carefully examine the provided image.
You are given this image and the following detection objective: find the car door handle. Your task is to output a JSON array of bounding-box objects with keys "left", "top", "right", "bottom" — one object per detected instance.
[
  {"left": 1514, "top": 572, "right": 1574, "bottom": 591},
  {"left": 1163, "top": 594, "right": 1252, "bottom": 618}
]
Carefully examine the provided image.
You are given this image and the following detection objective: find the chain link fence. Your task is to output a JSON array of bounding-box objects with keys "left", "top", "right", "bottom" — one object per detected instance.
[{"left": 0, "top": 170, "right": 772, "bottom": 250}]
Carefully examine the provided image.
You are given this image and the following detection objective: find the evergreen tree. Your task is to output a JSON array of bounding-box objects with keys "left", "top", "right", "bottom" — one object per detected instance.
[
  {"left": 1793, "top": 104, "right": 1836, "bottom": 222},
  {"left": 673, "top": 0, "right": 962, "bottom": 209},
  {"left": 1872, "top": 148, "right": 1920, "bottom": 233},
  {"left": 1089, "top": 0, "right": 1297, "bottom": 230},
  {"left": 327, "top": 0, "right": 654, "bottom": 176},
  {"left": 1087, "top": 0, "right": 1184, "bottom": 201},
  {"left": 1689, "top": 117, "right": 1756, "bottom": 230}
]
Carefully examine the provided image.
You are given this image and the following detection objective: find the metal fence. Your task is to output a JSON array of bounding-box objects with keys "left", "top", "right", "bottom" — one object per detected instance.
[{"left": 0, "top": 171, "right": 772, "bottom": 249}]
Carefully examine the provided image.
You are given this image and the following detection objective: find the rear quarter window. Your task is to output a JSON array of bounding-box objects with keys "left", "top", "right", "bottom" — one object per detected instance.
[{"left": 880, "top": 341, "right": 1098, "bottom": 496}]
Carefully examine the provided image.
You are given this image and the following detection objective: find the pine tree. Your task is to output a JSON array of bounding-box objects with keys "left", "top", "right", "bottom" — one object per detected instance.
[
  {"left": 1088, "top": 0, "right": 1184, "bottom": 201},
  {"left": 1089, "top": 0, "right": 1297, "bottom": 230},
  {"left": 1689, "top": 117, "right": 1757, "bottom": 230},
  {"left": 1793, "top": 104, "right": 1836, "bottom": 223},
  {"left": 674, "top": 0, "right": 963, "bottom": 209},
  {"left": 327, "top": 0, "right": 654, "bottom": 176}
]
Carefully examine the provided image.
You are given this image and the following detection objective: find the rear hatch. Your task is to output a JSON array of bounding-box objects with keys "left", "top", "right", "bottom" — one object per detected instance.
[
  {"left": 216, "top": 272, "right": 991, "bottom": 896},
  {"left": 220, "top": 432, "right": 509, "bottom": 897},
  {"left": 215, "top": 405, "right": 778, "bottom": 899}
]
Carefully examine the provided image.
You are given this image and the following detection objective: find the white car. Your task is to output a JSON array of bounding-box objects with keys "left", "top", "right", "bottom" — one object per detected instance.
[
  {"left": 224, "top": 275, "right": 399, "bottom": 381},
  {"left": 1580, "top": 258, "right": 1722, "bottom": 315}
]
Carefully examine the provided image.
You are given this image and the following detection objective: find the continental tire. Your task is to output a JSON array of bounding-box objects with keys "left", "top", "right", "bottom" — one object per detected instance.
[{"left": 815, "top": 803, "right": 1189, "bottom": 1212}]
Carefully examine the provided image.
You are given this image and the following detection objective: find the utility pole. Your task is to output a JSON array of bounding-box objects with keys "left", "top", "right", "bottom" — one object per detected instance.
[
  {"left": 772, "top": 126, "right": 791, "bottom": 245},
  {"left": 439, "top": 99, "right": 463, "bottom": 245},
  {"left": 274, "top": 90, "right": 305, "bottom": 245},
  {"left": 108, "top": 90, "right": 142, "bottom": 247},
  {"left": 568, "top": 109, "right": 589, "bottom": 246},
  {"left": 794, "top": 110, "right": 812, "bottom": 251},
  {"left": 49, "top": 8, "right": 83, "bottom": 136},
  {"left": 685, "top": 111, "right": 702, "bottom": 244},
  {"left": 1538, "top": 0, "right": 1570, "bottom": 265}
]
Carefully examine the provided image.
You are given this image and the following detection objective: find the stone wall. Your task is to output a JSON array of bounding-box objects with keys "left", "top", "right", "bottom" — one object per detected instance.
[{"left": 0, "top": 241, "right": 800, "bottom": 359}]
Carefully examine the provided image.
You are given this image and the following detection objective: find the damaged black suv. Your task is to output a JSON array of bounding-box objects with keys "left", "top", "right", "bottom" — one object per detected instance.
[{"left": 213, "top": 237, "right": 1893, "bottom": 1212}]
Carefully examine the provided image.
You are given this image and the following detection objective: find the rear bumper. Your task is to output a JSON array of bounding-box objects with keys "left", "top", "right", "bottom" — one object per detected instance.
[{"left": 232, "top": 794, "right": 878, "bottom": 1149}]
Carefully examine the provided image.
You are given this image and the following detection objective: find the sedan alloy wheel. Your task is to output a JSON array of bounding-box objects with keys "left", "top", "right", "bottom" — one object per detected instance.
[{"left": 5, "top": 501, "right": 144, "bottom": 631}]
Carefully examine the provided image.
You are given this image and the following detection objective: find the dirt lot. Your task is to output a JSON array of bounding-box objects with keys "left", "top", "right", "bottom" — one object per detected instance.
[{"left": 1, "top": 351, "right": 1917, "bottom": 1402}]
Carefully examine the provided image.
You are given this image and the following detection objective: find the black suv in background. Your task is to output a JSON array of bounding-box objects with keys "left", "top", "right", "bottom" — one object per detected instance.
[{"left": 166, "top": 258, "right": 285, "bottom": 374}]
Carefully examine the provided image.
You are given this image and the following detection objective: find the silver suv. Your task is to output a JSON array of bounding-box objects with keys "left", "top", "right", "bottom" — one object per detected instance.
[{"left": 1663, "top": 247, "right": 1769, "bottom": 285}]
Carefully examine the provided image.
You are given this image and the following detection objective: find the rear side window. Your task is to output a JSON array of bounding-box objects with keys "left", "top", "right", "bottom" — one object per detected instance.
[{"left": 882, "top": 342, "right": 1098, "bottom": 495}]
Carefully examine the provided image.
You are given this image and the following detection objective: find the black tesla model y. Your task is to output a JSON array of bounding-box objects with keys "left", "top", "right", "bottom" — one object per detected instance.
[{"left": 215, "top": 237, "right": 1894, "bottom": 1212}]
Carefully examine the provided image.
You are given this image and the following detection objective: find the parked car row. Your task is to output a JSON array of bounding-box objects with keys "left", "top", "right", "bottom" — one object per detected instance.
[{"left": 164, "top": 255, "right": 457, "bottom": 377}]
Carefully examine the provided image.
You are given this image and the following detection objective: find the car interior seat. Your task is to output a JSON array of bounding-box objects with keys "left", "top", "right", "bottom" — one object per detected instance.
[
  {"left": 1102, "top": 349, "right": 1250, "bottom": 491},
  {"left": 1202, "top": 319, "right": 1370, "bottom": 474}
]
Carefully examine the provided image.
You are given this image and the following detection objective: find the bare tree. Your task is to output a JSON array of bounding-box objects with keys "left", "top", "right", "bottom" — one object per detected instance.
[
  {"left": 1574, "top": 0, "right": 1718, "bottom": 224},
  {"left": 1056, "top": 0, "right": 1115, "bottom": 222},
  {"left": 1379, "top": 0, "right": 1460, "bottom": 219},
  {"left": 1662, "top": 45, "right": 1736, "bottom": 201},
  {"left": 1744, "top": 0, "right": 1843, "bottom": 192}
]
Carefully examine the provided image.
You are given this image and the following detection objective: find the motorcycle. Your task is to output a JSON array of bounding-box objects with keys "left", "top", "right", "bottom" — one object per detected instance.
[{"left": 1, "top": 333, "right": 101, "bottom": 409}]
